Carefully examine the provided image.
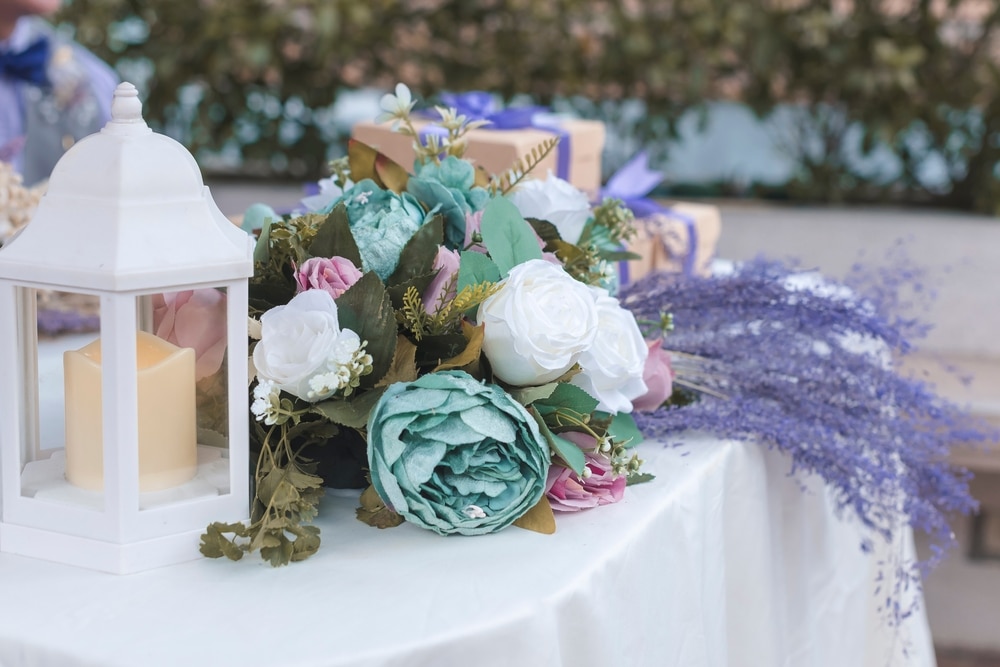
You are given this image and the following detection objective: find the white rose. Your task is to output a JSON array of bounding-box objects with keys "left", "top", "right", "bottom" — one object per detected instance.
[
  {"left": 572, "top": 289, "right": 649, "bottom": 413},
  {"left": 507, "top": 172, "right": 592, "bottom": 244},
  {"left": 478, "top": 259, "right": 599, "bottom": 386},
  {"left": 253, "top": 289, "right": 351, "bottom": 401}
]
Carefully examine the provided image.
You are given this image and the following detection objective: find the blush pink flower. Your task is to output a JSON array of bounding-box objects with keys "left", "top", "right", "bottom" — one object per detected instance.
[
  {"left": 422, "top": 246, "right": 461, "bottom": 314},
  {"left": 153, "top": 289, "right": 228, "bottom": 380},
  {"left": 545, "top": 431, "right": 626, "bottom": 512},
  {"left": 295, "top": 256, "right": 363, "bottom": 299},
  {"left": 632, "top": 338, "right": 674, "bottom": 412}
]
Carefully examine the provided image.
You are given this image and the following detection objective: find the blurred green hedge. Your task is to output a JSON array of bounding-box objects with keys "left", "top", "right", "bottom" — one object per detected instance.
[{"left": 57, "top": 0, "right": 1000, "bottom": 214}]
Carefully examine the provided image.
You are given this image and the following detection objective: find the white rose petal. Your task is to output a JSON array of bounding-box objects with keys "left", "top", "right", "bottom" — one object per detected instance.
[
  {"left": 478, "top": 259, "right": 599, "bottom": 386},
  {"left": 571, "top": 289, "right": 649, "bottom": 413},
  {"left": 252, "top": 290, "right": 344, "bottom": 401},
  {"left": 508, "top": 172, "right": 592, "bottom": 245}
]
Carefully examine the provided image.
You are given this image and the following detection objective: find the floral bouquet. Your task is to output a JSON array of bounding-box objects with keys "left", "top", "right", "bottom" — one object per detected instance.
[{"left": 200, "top": 85, "right": 670, "bottom": 565}]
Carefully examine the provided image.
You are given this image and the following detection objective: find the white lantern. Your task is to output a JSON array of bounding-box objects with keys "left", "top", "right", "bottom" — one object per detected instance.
[{"left": 0, "top": 83, "right": 254, "bottom": 573}]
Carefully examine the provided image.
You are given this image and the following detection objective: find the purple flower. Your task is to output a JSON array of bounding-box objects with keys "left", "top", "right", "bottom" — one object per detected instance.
[{"left": 422, "top": 246, "right": 461, "bottom": 314}]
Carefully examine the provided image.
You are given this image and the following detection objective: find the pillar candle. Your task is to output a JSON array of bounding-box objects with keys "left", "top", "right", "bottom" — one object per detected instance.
[{"left": 63, "top": 331, "right": 198, "bottom": 492}]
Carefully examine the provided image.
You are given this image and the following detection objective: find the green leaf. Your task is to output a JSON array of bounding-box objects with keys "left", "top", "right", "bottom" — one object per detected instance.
[
  {"left": 479, "top": 196, "right": 543, "bottom": 275},
  {"left": 457, "top": 250, "right": 501, "bottom": 293},
  {"left": 603, "top": 411, "right": 644, "bottom": 448},
  {"left": 388, "top": 215, "right": 443, "bottom": 286},
  {"left": 627, "top": 472, "right": 656, "bottom": 486},
  {"left": 307, "top": 203, "right": 363, "bottom": 267},
  {"left": 526, "top": 217, "right": 563, "bottom": 245},
  {"left": 356, "top": 485, "right": 405, "bottom": 529},
  {"left": 507, "top": 381, "right": 559, "bottom": 407},
  {"left": 598, "top": 249, "right": 643, "bottom": 262},
  {"left": 532, "top": 382, "right": 600, "bottom": 418},
  {"left": 335, "top": 272, "right": 397, "bottom": 388},
  {"left": 529, "top": 408, "right": 587, "bottom": 475},
  {"left": 311, "top": 388, "right": 388, "bottom": 429},
  {"left": 386, "top": 272, "right": 436, "bottom": 311}
]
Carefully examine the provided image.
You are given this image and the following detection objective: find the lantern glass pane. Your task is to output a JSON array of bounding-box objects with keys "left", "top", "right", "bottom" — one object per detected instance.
[
  {"left": 135, "top": 287, "right": 233, "bottom": 510},
  {"left": 27, "top": 288, "right": 105, "bottom": 509}
]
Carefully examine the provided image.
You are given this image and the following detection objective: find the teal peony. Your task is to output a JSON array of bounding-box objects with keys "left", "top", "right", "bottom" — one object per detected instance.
[
  {"left": 324, "top": 179, "right": 434, "bottom": 280},
  {"left": 367, "top": 370, "right": 550, "bottom": 536},
  {"left": 407, "top": 156, "right": 490, "bottom": 250}
]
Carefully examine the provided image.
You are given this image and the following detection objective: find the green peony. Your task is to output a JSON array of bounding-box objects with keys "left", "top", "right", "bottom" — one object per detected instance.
[
  {"left": 367, "top": 370, "right": 550, "bottom": 536},
  {"left": 324, "top": 179, "right": 435, "bottom": 280},
  {"left": 407, "top": 156, "right": 490, "bottom": 250}
]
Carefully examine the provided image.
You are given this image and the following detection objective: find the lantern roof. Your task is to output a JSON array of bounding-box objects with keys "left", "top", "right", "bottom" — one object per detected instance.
[{"left": 0, "top": 83, "right": 253, "bottom": 292}]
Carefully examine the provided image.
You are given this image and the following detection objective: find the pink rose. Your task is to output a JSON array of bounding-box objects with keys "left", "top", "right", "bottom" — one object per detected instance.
[
  {"left": 545, "top": 432, "right": 626, "bottom": 512},
  {"left": 631, "top": 338, "right": 674, "bottom": 412},
  {"left": 153, "top": 289, "right": 228, "bottom": 380},
  {"left": 422, "top": 246, "right": 461, "bottom": 314},
  {"left": 295, "top": 256, "right": 363, "bottom": 299}
]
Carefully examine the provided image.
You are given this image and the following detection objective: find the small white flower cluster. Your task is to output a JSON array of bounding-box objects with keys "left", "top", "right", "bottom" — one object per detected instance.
[
  {"left": 305, "top": 331, "right": 374, "bottom": 401},
  {"left": 250, "top": 379, "right": 282, "bottom": 425}
]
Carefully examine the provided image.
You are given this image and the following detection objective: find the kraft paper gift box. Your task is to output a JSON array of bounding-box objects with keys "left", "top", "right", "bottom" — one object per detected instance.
[
  {"left": 351, "top": 118, "right": 606, "bottom": 193},
  {"left": 622, "top": 201, "right": 723, "bottom": 280}
]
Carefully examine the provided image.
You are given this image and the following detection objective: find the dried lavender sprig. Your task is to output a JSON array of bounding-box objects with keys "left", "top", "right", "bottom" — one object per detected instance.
[{"left": 621, "top": 257, "right": 993, "bottom": 574}]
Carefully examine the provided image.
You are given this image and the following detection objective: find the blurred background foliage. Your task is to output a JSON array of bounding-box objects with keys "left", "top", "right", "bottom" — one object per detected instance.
[{"left": 56, "top": 0, "right": 1000, "bottom": 214}]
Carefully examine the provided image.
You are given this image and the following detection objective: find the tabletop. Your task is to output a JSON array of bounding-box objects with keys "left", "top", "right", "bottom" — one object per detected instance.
[{"left": 0, "top": 431, "right": 934, "bottom": 667}]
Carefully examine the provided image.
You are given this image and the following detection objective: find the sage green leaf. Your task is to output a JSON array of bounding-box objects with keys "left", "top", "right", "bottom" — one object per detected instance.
[
  {"left": 308, "top": 203, "right": 363, "bottom": 267},
  {"left": 507, "top": 381, "right": 559, "bottom": 407},
  {"left": 457, "top": 250, "right": 501, "bottom": 293},
  {"left": 605, "top": 411, "right": 644, "bottom": 448},
  {"left": 627, "top": 472, "right": 656, "bottom": 486},
  {"left": 529, "top": 407, "right": 586, "bottom": 475},
  {"left": 532, "top": 382, "right": 600, "bottom": 418},
  {"left": 335, "top": 272, "right": 397, "bottom": 388},
  {"left": 479, "top": 196, "right": 543, "bottom": 275}
]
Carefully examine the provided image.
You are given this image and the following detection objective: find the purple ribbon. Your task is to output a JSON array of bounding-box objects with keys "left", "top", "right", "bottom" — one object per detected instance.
[
  {"left": 425, "top": 91, "right": 572, "bottom": 180},
  {"left": 600, "top": 151, "right": 699, "bottom": 279}
]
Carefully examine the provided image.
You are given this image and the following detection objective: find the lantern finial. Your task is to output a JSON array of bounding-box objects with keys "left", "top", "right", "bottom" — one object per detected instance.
[{"left": 110, "top": 82, "right": 144, "bottom": 124}]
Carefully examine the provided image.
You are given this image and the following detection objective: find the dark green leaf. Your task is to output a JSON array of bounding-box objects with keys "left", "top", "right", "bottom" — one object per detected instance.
[
  {"left": 386, "top": 272, "right": 436, "bottom": 311},
  {"left": 307, "top": 203, "right": 362, "bottom": 267},
  {"left": 335, "top": 272, "right": 397, "bottom": 388},
  {"left": 526, "top": 217, "right": 563, "bottom": 244},
  {"left": 388, "top": 215, "right": 443, "bottom": 286},
  {"left": 479, "top": 196, "right": 543, "bottom": 275},
  {"left": 311, "top": 388, "right": 388, "bottom": 429}
]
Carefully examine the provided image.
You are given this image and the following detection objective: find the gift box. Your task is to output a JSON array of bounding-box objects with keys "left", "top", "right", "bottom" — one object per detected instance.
[
  {"left": 351, "top": 118, "right": 606, "bottom": 193},
  {"left": 622, "top": 201, "right": 723, "bottom": 280}
]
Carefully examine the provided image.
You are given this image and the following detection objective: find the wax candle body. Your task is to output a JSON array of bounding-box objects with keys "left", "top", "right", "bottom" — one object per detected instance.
[{"left": 63, "top": 331, "right": 198, "bottom": 492}]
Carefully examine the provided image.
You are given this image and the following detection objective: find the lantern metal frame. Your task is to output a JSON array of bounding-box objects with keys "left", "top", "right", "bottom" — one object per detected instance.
[{"left": 0, "top": 83, "right": 254, "bottom": 574}]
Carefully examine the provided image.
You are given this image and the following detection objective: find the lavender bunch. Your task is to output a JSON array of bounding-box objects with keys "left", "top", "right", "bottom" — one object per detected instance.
[{"left": 621, "top": 257, "right": 994, "bottom": 574}]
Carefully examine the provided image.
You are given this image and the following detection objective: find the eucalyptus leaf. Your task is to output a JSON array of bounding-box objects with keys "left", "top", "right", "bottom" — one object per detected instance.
[
  {"left": 604, "top": 411, "right": 644, "bottom": 448},
  {"left": 457, "top": 250, "right": 501, "bottom": 293},
  {"left": 479, "top": 196, "right": 543, "bottom": 275}
]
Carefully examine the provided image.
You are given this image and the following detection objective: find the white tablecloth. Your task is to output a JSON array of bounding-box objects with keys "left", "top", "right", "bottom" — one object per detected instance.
[{"left": 0, "top": 433, "right": 935, "bottom": 667}]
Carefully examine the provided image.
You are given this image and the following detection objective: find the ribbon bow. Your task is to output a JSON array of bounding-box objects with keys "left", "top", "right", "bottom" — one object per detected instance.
[
  {"left": 0, "top": 38, "right": 50, "bottom": 88},
  {"left": 601, "top": 151, "right": 698, "bottom": 277},
  {"left": 431, "top": 91, "right": 572, "bottom": 180}
]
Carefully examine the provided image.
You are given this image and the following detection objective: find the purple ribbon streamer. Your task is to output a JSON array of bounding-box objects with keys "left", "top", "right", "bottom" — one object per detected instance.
[
  {"left": 424, "top": 92, "right": 572, "bottom": 180},
  {"left": 600, "top": 151, "right": 699, "bottom": 278}
]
